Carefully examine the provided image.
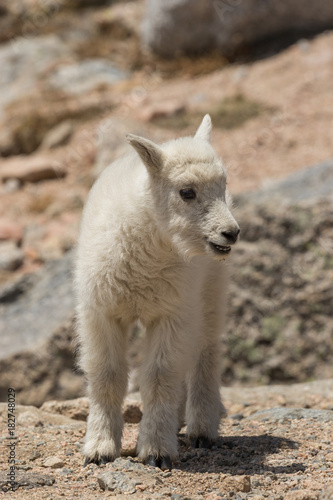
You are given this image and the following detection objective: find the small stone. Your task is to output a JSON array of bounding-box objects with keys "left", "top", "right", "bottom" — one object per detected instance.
[
  {"left": 29, "top": 450, "right": 41, "bottom": 461},
  {"left": 230, "top": 413, "right": 244, "bottom": 421},
  {"left": 98, "top": 466, "right": 158, "bottom": 494},
  {"left": 98, "top": 472, "right": 136, "bottom": 494},
  {"left": 0, "top": 241, "right": 24, "bottom": 271},
  {"left": 43, "top": 456, "right": 65, "bottom": 469},
  {"left": 59, "top": 468, "right": 73, "bottom": 475},
  {"left": 297, "top": 39, "right": 310, "bottom": 53},
  {"left": 220, "top": 476, "right": 251, "bottom": 493}
]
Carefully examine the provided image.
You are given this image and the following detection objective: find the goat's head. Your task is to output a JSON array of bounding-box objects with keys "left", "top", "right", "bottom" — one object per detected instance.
[{"left": 127, "top": 115, "right": 240, "bottom": 260}]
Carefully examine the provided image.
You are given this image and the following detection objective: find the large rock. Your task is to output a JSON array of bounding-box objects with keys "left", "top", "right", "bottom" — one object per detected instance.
[
  {"left": 0, "top": 35, "right": 70, "bottom": 156},
  {"left": 235, "top": 158, "right": 333, "bottom": 206},
  {"left": 0, "top": 154, "right": 66, "bottom": 183},
  {"left": 0, "top": 251, "right": 74, "bottom": 359},
  {"left": 0, "top": 35, "right": 128, "bottom": 156},
  {"left": 48, "top": 59, "right": 127, "bottom": 95},
  {"left": 0, "top": 320, "right": 84, "bottom": 406},
  {"left": 0, "top": 35, "right": 69, "bottom": 114},
  {"left": 142, "top": 0, "right": 333, "bottom": 57}
]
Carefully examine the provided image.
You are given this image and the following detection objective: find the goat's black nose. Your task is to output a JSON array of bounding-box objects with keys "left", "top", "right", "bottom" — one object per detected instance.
[{"left": 221, "top": 228, "right": 240, "bottom": 244}]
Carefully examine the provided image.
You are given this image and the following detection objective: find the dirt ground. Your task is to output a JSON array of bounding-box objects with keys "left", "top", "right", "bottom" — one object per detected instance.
[{"left": 0, "top": 380, "right": 332, "bottom": 499}]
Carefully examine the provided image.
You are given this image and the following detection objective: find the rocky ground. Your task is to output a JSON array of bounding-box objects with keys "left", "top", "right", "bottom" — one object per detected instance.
[{"left": 1, "top": 380, "right": 333, "bottom": 499}]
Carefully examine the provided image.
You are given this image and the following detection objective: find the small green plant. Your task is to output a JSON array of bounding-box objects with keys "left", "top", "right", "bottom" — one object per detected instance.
[
  {"left": 151, "top": 94, "right": 269, "bottom": 131},
  {"left": 210, "top": 94, "right": 266, "bottom": 129},
  {"left": 261, "top": 315, "right": 285, "bottom": 342}
]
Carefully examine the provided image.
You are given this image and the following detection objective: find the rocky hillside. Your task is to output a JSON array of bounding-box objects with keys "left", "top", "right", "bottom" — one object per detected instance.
[
  {"left": 0, "top": 0, "right": 333, "bottom": 406},
  {"left": 1, "top": 0, "right": 333, "bottom": 287}
]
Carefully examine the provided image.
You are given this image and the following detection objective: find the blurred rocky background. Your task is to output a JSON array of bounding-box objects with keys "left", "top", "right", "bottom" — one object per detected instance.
[{"left": 0, "top": 0, "right": 332, "bottom": 406}]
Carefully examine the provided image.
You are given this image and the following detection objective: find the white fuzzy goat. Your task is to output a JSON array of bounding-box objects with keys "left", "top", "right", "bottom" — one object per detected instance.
[{"left": 75, "top": 115, "right": 240, "bottom": 470}]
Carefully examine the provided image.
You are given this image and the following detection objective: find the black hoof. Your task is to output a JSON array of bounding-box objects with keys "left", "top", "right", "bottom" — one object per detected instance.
[
  {"left": 190, "top": 436, "right": 212, "bottom": 449},
  {"left": 160, "top": 456, "right": 172, "bottom": 471},
  {"left": 83, "top": 457, "right": 93, "bottom": 467},
  {"left": 146, "top": 455, "right": 172, "bottom": 471},
  {"left": 83, "top": 455, "right": 114, "bottom": 467}
]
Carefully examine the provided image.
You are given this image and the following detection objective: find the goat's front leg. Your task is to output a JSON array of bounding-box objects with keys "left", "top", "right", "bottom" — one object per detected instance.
[
  {"left": 137, "top": 318, "right": 185, "bottom": 470},
  {"left": 185, "top": 340, "right": 225, "bottom": 449},
  {"left": 185, "top": 269, "right": 227, "bottom": 449},
  {"left": 78, "top": 307, "right": 129, "bottom": 466}
]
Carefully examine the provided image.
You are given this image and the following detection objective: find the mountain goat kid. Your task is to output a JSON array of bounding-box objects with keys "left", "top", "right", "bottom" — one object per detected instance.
[{"left": 75, "top": 115, "right": 240, "bottom": 470}]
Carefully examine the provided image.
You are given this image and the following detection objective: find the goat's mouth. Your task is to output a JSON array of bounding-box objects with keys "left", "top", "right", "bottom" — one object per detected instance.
[{"left": 208, "top": 241, "right": 231, "bottom": 255}]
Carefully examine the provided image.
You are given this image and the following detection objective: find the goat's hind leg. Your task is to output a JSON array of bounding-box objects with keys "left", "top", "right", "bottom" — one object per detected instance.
[{"left": 78, "top": 307, "right": 129, "bottom": 466}]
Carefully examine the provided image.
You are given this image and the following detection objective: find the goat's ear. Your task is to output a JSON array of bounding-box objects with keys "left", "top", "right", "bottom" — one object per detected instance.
[
  {"left": 194, "top": 114, "right": 212, "bottom": 142},
  {"left": 126, "top": 134, "right": 164, "bottom": 173}
]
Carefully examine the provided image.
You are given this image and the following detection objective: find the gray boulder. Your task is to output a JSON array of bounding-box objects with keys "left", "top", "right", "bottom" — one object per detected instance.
[
  {"left": 49, "top": 59, "right": 127, "bottom": 95},
  {"left": 0, "top": 35, "right": 69, "bottom": 114},
  {"left": 235, "top": 158, "right": 333, "bottom": 207},
  {"left": 0, "top": 250, "right": 74, "bottom": 359},
  {"left": 245, "top": 407, "right": 333, "bottom": 423},
  {"left": 142, "top": 0, "right": 333, "bottom": 57}
]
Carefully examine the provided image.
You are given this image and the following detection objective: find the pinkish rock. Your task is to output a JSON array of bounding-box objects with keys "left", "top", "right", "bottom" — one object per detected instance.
[
  {"left": 0, "top": 221, "right": 23, "bottom": 243},
  {"left": 41, "top": 397, "right": 89, "bottom": 421},
  {"left": 42, "top": 456, "right": 65, "bottom": 469},
  {"left": 140, "top": 101, "right": 186, "bottom": 122},
  {"left": 0, "top": 155, "right": 66, "bottom": 183},
  {"left": 221, "top": 475, "right": 251, "bottom": 493}
]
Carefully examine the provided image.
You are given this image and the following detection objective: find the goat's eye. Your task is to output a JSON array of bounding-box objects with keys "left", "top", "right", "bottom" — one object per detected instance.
[{"left": 180, "top": 188, "right": 196, "bottom": 201}]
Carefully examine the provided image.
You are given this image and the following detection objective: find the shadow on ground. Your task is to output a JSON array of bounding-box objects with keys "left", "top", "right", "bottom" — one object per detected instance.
[{"left": 176, "top": 434, "right": 305, "bottom": 475}]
